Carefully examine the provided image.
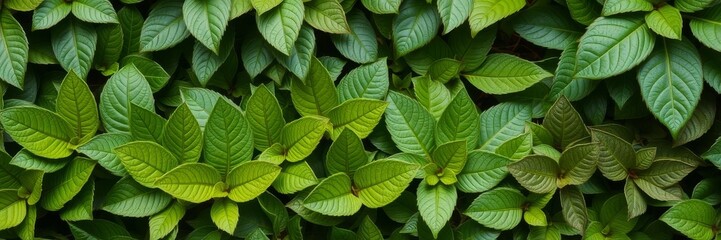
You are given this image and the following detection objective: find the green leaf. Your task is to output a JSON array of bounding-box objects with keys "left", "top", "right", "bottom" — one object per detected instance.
[
  {"left": 68, "top": 220, "right": 133, "bottom": 239},
  {"left": 355, "top": 159, "right": 418, "bottom": 208},
  {"left": 77, "top": 133, "right": 132, "bottom": 176},
  {"left": 465, "top": 187, "right": 524, "bottom": 230},
  {"left": 591, "top": 129, "right": 635, "bottom": 181},
  {"left": 357, "top": 216, "right": 383, "bottom": 240},
  {"left": 566, "top": 0, "right": 601, "bottom": 25},
  {"left": 495, "top": 133, "right": 533, "bottom": 160},
  {"left": 256, "top": 0, "right": 304, "bottom": 55},
  {"left": 661, "top": 200, "right": 715, "bottom": 240},
  {"left": 558, "top": 143, "right": 598, "bottom": 186},
  {"left": 192, "top": 30, "right": 234, "bottom": 87},
  {"left": 676, "top": 0, "right": 717, "bottom": 12},
  {"left": 438, "top": 0, "right": 471, "bottom": 34},
  {"left": 10, "top": 149, "right": 68, "bottom": 173},
  {"left": 40, "top": 157, "right": 95, "bottom": 211},
  {"left": 646, "top": 5, "right": 683, "bottom": 40},
  {"left": 331, "top": 10, "right": 378, "bottom": 63},
  {"left": 449, "top": 26, "right": 495, "bottom": 72},
  {"left": 156, "top": 163, "right": 224, "bottom": 203},
  {"left": 634, "top": 178, "right": 682, "bottom": 201},
  {"left": 0, "top": 190, "right": 26, "bottom": 231},
  {"left": 211, "top": 198, "right": 239, "bottom": 234},
  {"left": 479, "top": 102, "right": 532, "bottom": 151},
  {"left": 602, "top": 0, "right": 653, "bottom": 16},
  {"left": 469, "top": 0, "right": 525, "bottom": 36},
  {"left": 431, "top": 140, "right": 467, "bottom": 174},
  {"left": 60, "top": 178, "right": 93, "bottom": 221},
  {"left": 257, "top": 192, "right": 289, "bottom": 235},
  {"left": 4, "top": 0, "right": 42, "bottom": 11},
  {"left": 326, "top": 129, "right": 368, "bottom": 175},
  {"left": 94, "top": 23, "right": 123, "bottom": 70},
  {"left": 140, "top": 0, "right": 190, "bottom": 52},
  {"left": 392, "top": 0, "right": 440, "bottom": 57},
  {"left": 625, "top": 179, "right": 647, "bottom": 219},
  {"left": 559, "top": 186, "right": 588, "bottom": 234},
  {"left": 513, "top": 5, "right": 583, "bottom": 51},
  {"left": 120, "top": 55, "right": 170, "bottom": 92},
  {"left": 204, "top": 99, "right": 254, "bottom": 177},
  {"left": 385, "top": 91, "right": 436, "bottom": 156},
  {"left": 114, "top": 141, "right": 179, "bottom": 188},
  {"left": 304, "top": 173, "right": 361, "bottom": 216},
  {"left": 183, "top": 0, "right": 230, "bottom": 53},
  {"left": 17, "top": 169, "right": 43, "bottom": 205},
  {"left": 464, "top": 54, "right": 552, "bottom": 95},
  {"left": 180, "top": 87, "right": 224, "bottom": 130},
  {"left": 273, "top": 25, "right": 315, "bottom": 81},
  {"left": 548, "top": 43, "right": 597, "bottom": 101},
  {"left": 524, "top": 206, "right": 547, "bottom": 227},
  {"left": 600, "top": 195, "right": 638, "bottom": 235},
  {"left": 361, "top": 0, "right": 400, "bottom": 14},
  {"left": 543, "top": 96, "right": 590, "bottom": 150},
  {"left": 337, "top": 58, "right": 388, "bottom": 102},
  {"left": 435, "top": 89, "right": 480, "bottom": 151},
  {"left": 273, "top": 161, "right": 319, "bottom": 194},
  {"left": 281, "top": 116, "right": 331, "bottom": 161},
  {"left": 32, "top": 0, "right": 71, "bottom": 30},
  {"left": 575, "top": 16, "right": 655, "bottom": 79},
  {"left": 1, "top": 106, "right": 75, "bottom": 158},
  {"left": 119, "top": 6, "right": 143, "bottom": 56},
  {"left": 304, "top": 0, "right": 349, "bottom": 33},
  {"left": 638, "top": 38, "right": 703, "bottom": 138},
  {"left": 163, "top": 103, "right": 202, "bottom": 164},
  {"left": 291, "top": 57, "right": 338, "bottom": 116},
  {"left": 71, "top": 0, "right": 118, "bottom": 23},
  {"left": 99, "top": 64, "right": 155, "bottom": 134},
  {"left": 247, "top": 85, "right": 285, "bottom": 151},
  {"left": 241, "top": 32, "right": 274, "bottom": 79},
  {"left": 327, "top": 98, "right": 388, "bottom": 139},
  {"left": 428, "top": 58, "right": 462, "bottom": 84},
  {"left": 129, "top": 104, "right": 166, "bottom": 142},
  {"left": 508, "top": 155, "right": 560, "bottom": 193},
  {"left": 15, "top": 205, "right": 36, "bottom": 239},
  {"left": 674, "top": 93, "right": 716, "bottom": 147},
  {"left": 51, "top": 18, "right": 96, "bottom": 79},
  {"left": 0, "top": 9, "right": 28, "bottom": 89},
  {"left": 417, "top": 181, "right": 456, "bottom": 238},
  {"left": 251, "top": 0, "right": 281, "bottom": 14},
  {"left": 149, "top": 202, "right": 185, "bottom": 240},
  {"left": 637, "top": 160, "right": 694, "bottom": 187},
  {"left": 102, "top": 177, "right": 172, "bottom": 217},
  {"left": 227, "top": 161, "right": 282, "bottom": 202},
  {"left": 457, "top": 150, "right": 511, "bottom": 193},
  {"left": 413, "top": 76, "right": 451, "bottom": 120}
]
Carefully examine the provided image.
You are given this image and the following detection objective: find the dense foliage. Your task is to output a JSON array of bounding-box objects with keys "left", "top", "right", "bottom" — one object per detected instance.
[{"left": 2, "top": 0, "right": 721, "bottom": 239}]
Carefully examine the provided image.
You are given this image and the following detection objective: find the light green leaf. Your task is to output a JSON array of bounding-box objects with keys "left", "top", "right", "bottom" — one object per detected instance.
[
  {"left": 494, "top": 133, "right": 532, "bottom": 160},
  {"left": 204, "top": 99, "right": 253, "bottom": 177},
  {"left": 464, "top": 54, "right": 552, "bottom": 95},
  {"left": 637, "top": 160, "right": 694, "bottom": 187},
  {"left": 438, "top": 0, "right": 471, "bottom": 34},
  {"left": 51, "top": 18, "right": 97, "bottom": 79},
  {"left": 465, "top": 187, "right": 524, "bottom": 230},
  {"left": 638, "top": 38, "right": 702, "bottom": 138},
  {"left": 676, "top": 0, "right": 717, "bottom": 12},
  {"left": 602, "top": 0, "right": 653, "bottom": 16},
  {"left": 357, "top": 216, "right": 382, "bottom": 240},
  {"left": 543, "top": 96, "right": 590, "bottom": 150},
  {"left": 634, "top": 178, "right": 682, "bottom": 201},
  {"left": 211, "top": 198, "right": 239, "bottom": 234},
  {"left": 32, "top": 0, "right": 71, "bottom": 30},
  {"left": 508, "top": 155, "right": 560, "bottom": 193},
  {"left": 251, "top": 0, "right": 281, "bottom": 14},
  {"left": 625, "top": 179, "right": 647, "bottom": 219},
  {"left": 114, "top": 141, "right": 179, "bottom": 188},
  {"left": 71, "top": 0, "right": 118, "bottom": 23},
  {"left": 183, "top": 0, "right": 230, "bottom": 53},
  {"left": 385, "top": 91, "right": 436, "bottom": 156},
  {"left": 661, "top": 200, "right": 715, "bottom": 240},
  {"left": 241, "top": 32, "right": 274, "bottom": 79},
  {"left": 435, "top": 89, "right": 480, "bottom": 151},
  {"left": 417, "top": 181, "right": 456, "bottom": 238},
  {"left": 413, "top": 76, "right": 451, "bottom": 120},
  {"left": 469, "top": 0, "right": 525, "bottom": 36},
  {"left": 355, "top": 159, "right": 418, "bottom": 208},
  {"left": 40, "top": 157, "right": 95, "bottom": 211},
  {"left": 256, "top": 0, "right": 304, "bottom": 55},
  {"left": 227, "top": 161, "right": 282, "bottom": 202},
  {"left": 120, "top": 55, "right": 170, "bottom": 92},
  {"left": 273, "top": 25, "right": 315, "bottom": 81},
  {"left": 591, "top": 129, "right": 635, "bottom": 181},
  {"left": 559, "top": 186, "right": 588, "bottom": 234},
  {"left": 513, "top": 5, "right": 583, "bottom": 51},
  {"left": 575, "top": 16, "right": 655, "bottom": 79},
  {"left": 102, "top": 177, "right": 172, "bottom": 217},
  {"left": 77, "top": 133, "right": 132, "bottom": 176},
  {"left": 558, "top": 143, "right": 598, "bottom": 186},
  {"left": 427, "top": 58, "right": 462, "bottom": 84},
  {"left": 129, "top": 104, "right": 166, "bottom": 142},
  {"left": 99, "top": 64, "right": 155, "bottom": 134},
  {"left": 281, "top": 116, "right": 331, "bottom": 162},
  {"left": 524, "top": 206, "right": 547, "bottom": 227},
  {"left": 328, "top": 98, "right": 388, "bottom": 139},
  {"left": 10, "top": 149, "right": 68, "bottom": 173},
  {"left": 180, "top": 87, "right": 224, "bottom": 130},
  {"left": 548, "top": 43, "right": 597, "bottom": 101},
  {"left": 479, "top": 102, "right": 532, "bottom": 151},
  {"left": 393, "top": 0, "right": 440, "bottom": 57},
  {"left": 432, "top": 140, "right": 467, "bottom": 174},
  {"left": 326, "top": 129, "right": 368, "bottom": 175},
  {"left": 646, "top": 5, "right": 683, "bottom": 40},
  {"left": 0, "top": 151, "right": 22, "bottom": 189},
  {"left": 15, "top": 205, "right": 36, "bottom": 239},
  {"left": 291, "top": 57, "right": 338, "bottom": 116},
  {"left": 1, "top": 106, "right": 75, "bottom": 159},
  {"left": 192, "top": 29, "right": 234, "bottom": 87},
  {"left": 140, "top": 0, "right": 190, "bottom": 52},
  {"left": 156, "top": 163, "right": 224, "bottom": 203},
  {"left": 331, "top": 10, "right": 378, "bottom": 63},
  {"left": 361, "top": 0, "right": 400, "bottom": 14},
  {"left": 337, "top": 58, "right": 388, "bottom": 102},
  {"left": 304, "top": 0, "right": 349, "bottom": 33},
  {"left": 149, "top": 202, "right": 185, "bottom": 240},
  {"left": 163, "top": 103, "right": 202, "bottom": 164},
  {"left": 0, "top": 9, "right": 28, "bottom": 89},
  {"left": 273, "top": 161, "right": 319, "bottom": 194},
  {"left": 0, "top": 189, "right": 26, "bottom": 231},
  {"left": 304, "top": 173, "right": 362, "bottom": 216},
  {"left": 4, "top": 0, "right": 42, "bottom": 11},
  {"left": 247, "top": 85, "right": 285, "bottom": 151},
  {"left": 59, "top": 178, "right": 93, "bottom": 221},
  {"left": 457, "top": 150, "right": 511, "bottom": 193},
  {"left": 566, "top": 0, "right": 601, "bottom": 25}
]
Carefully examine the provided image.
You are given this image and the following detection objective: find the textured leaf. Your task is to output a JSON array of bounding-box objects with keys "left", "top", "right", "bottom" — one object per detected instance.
[
  {"left": 508, "top": 155, "right": 559, "bottom": 193},
  {"left": 273, "top": 161, "right": 319, "bottom": 194},
  {"left": 99, "top": 64, "right": 155, "bottom": 133},
  {"left": 513, "top": 6, "right": 583, "bottom": 50},
  {"left": 326, "top": 129, "right": 368, "bottom": 175},
  {"left": 660, "top": 200, "right": 715, "bottom": 240},
  {"left": 591, "top": 129, "right": 635, "bottom": 181},
  {"left": 465, "top": 54, "right": 552, "bottom": 95},
  {"left": 637, "top": 160, "right": 694, "bottom": 187},
  {"left": 32, "top": 0, "right": 71, "bottom": 30},
  {"left": 119, "top": 6, "right": 143, "bottom": 56},
  {"left": 77, "top": 133, "right": 132, "bottom": 176},
  {"left": 163, "top": 103, "right": 202, "bottom": 164},
  {"left": 149, "top": 202, "right": 185, "bottom": 240},
  {"left": 140, "top": 0, "right": 190, "bottom": 52},
  {"left": 304, "top": 0, "right": 349, "bottom": 33},
  {"left": 0, "top": 153, "right": 23, "bottom": 189},
  {"left": 180, "top": 87, "right": 224, "bottom": 130},
  {"left": 385, "top": 91, "right": 436, "bottom": 156},
  {"left": 1, "top": 106, "right": 75, "bottom": 158},
  {"left": 51, "top": 18, "right": 97, "bottom": 79},
  {"left": 625, "top": 179, "right": 647, "bottom": 219},
  {"left": 494, "top": 133, "right": 532, "bottom": 160},
  {"left": 602, "top": 0, "right": 653, "bottom": 16},
  {"left": 4, "top": 0, "right": 42, "bottom": 11},
  {"left": 676, "top": 0, "right": 717, "bottom": 12},
  {"left": 291, "top": 57, "right": 338, "bottom": 116},
  {"left": 457, "top": 151, "right": 511, "bottom": 193},
  {"left": 281, "top": 116, "right": 331, "bottom": 161},
  {"left": 435, "top": 89, "right": 480, "bottom": 150},
  {"left": 251, "top": 0, "right": 281, "bottom": 14},
  {"left": 94, "top": 23, "right": 123, "bottom": 70},
  {"left": 257, "top": 192, "right": 289, "bottom": 235},
  {"left": 548, "top": 44, "right": 597, "bottom": 101},
  {"left": 10, "top": 149, "right": 68, "bottom": 173},
  {"left": 183, "top": 0, "right": 230, "bottom": 53},
  {"left": 566, "top": 0, "right": 601, "bottom": 25},
  {"left": 479, "top": 102, "right": 532, "bottom": 151},
  {"left": 327, "top": 98, "right": 388, "bottom": 139},
  {"left": 449, "top": 26, "right": 495, "bottom": 72},
  {"left": 256, "top": 0, "right": 304, "bottom": 55},
  {"left": 59, "top": 173, "right": 93, "bottom": 220},
  {"left": 357, "top": 216, "right": 382, "bottom": 240},
  {"left": 40, "top": 157, "right": 95, "bottom": 211},
  {"left": 0, "top": 190, "right": 26, "bottom": 231},
  {"left": 361, "top": 0, "right": 400, "bottom": 14},
  {"left": 331, "top": 10, "right": 378, "bottom": 63},
  {"left": 575, "top": 16, "right": 655, "bottom": 79},
  {"left": 71, "top": 0, "right": 118, "bottom": 23},
  {"left": 465, "top": 187, "right": 524, "bottom": 230},
  {"left": 431, "top": 140, "right": 467, "bottom": 174},
  {"left": 438, "top": 0, "right": 471, "bottom": 34},
  {"left": 674, "top": 93, "right": 715, "bottom": 146},
  {"left": 247, "top": 85, "right": 285, "bottom": 151},
  {"left": 558, "top": 143, "right": 598, "bottom": 186},
  {"left": 427, "top": 58, "right": 462, "bottom": 84},
  {"left": 211, "top": 198, "right": 239, "bottom": 234},
  {"left": 646, "top": 5, "right": 683, "bottom": 40},
  {"left": 304, "top": 173, "right": 361, "bottom": 216},
  {"left": 559, "top": 186, "right": 588, "bottom": 234},
  {"left": 638, "top": 38, "right": 703, "bottom": 138},
  {"left": 417, "top": 181, "right": 456, "bottom": 238},
  {"left": 241, "top": 32, "right": 274, "bottom": 79},
  {"left": 413, "top": 76, "right": 451, "bottom": 119},
  {"left": 114, "top": 141, "right": 179, "bottom": 188},
  {"left": 273, "top": 25, "right": 315, "bottom": 81},
  {"left": 227, "top": 161, "right": 282, "bottom": 202},
  {"left": 120, "top": 55, "right": 170, "bottom": 92},
  {"left": 392, "top": 0, "right": 440, "bottom": 56},
  {"left": 355, "top": 159, "right": 418, "bottom": 208},
  {"left": 0, "top": 9, "right": 28, "bottom": 89},
  {"left": 543, "top": 96, "right": 590, "bottom": 150},
  {"left": 469, "top": 0, "right": 524, "bottom": 36},
  {"left": 337, "top": 58, "right": 388, "bottom": 102},
  {"left": 129, "top": 104, "right": 166, "bottom": 142},
  {"left": 634, "top": 178, "right": 682, "bottom": 201},
  {"left": 204, "top": 99, "right": 253, "bottom": 177},
  {"left": 192, "top": 30, "right": 234, "bottom": 86},
  {"left": 156, "top": 163, "right": 224, "bottom": 203},
  {"left": 68, "top": 220, "right": 133, "bottom": 239},
  {"left": 102, "top": 177, "right": 172, "bottom": 217}
]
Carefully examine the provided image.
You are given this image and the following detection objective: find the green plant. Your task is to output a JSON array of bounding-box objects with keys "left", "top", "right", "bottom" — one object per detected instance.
[{"left": 1, "top": 0, "right": 721, "bottom": 239}]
